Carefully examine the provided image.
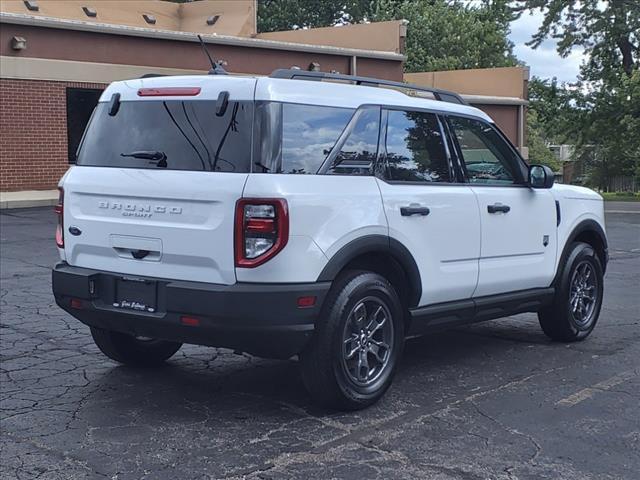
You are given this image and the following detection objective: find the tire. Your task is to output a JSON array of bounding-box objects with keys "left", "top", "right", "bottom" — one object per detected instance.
[
  {"left": 300, "top": 271, "right": 405, "bottom": 410},
  {"left": 538, "top": 242, "right": 604, "bottom": 342},
  {"left": 90, "top": 327, "right": 182, "bottom": 366}
]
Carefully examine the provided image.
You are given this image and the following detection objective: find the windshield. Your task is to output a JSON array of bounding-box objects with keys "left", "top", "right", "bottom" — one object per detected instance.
[{"left": 77, "top": 100, "right": 253, "bottom": 172}]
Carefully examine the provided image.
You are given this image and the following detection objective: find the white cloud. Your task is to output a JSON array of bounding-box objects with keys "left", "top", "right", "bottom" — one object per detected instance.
[{"left": 509, "top": 9, "right": 586, "bottom": 83}]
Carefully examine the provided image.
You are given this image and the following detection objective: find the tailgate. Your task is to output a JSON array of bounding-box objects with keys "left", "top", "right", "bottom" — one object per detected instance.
[{"left": 63, "top": 167, "right": 247, "bottom": 285}]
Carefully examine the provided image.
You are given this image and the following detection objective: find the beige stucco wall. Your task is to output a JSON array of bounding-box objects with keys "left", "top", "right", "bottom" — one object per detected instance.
[
  {"left": 405, "top": 66, "right": 529, "bottom": 99},
  {"left": 257, "top": 21, "right": 406, "bottom": 54},
  {"left": 178, "top": 0, "right": 256, "bottom": 37},
  {"left": 0, "top": 0, "right": 256, "bottom": 36}
]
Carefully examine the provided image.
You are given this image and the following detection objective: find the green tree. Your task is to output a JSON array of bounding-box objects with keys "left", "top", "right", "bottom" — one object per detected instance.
[
  {"left": 527, "top": 76, "right": 577, "bottom": 144},
  {"left": 514, "top": 0, "right": 640, "bottom": 190},
  {"left": 372, "top": 0, "right": 518, "bottom": 72},
  {"left": 257, "top": 1, "right": 518, "bottom": 72},
  {"left": 527, "top": 109, "right": 560, "bottom": 171},
  {"left": 513, "top": 0, "right": 639, "bottom": 78},
  {"left": 257, "top": 0, "right": 374, "bottom": 32}
]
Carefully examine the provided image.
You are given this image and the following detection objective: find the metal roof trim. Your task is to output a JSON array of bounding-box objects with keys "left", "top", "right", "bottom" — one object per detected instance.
[{"left": 460, "top": 94, "right": 529, "bottom": 106}]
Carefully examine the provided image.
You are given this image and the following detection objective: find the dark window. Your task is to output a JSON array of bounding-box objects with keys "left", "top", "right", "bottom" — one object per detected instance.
[
  {"left": 383, "top": 109, "right": 450, "bottom": 182},
  {"left": 66, "top": 87, "right": 102, "bottom": 163},
  {"left": 254, "top": 102, "right": 354, "bottom": 174},
  {"left": 77, "top": 100, "right": 253, "bottom": 172},
  {"left": 327, "top": 107, "right": 380, "bottom": 175},
  {"left": 448, "top": 116, "right": 523, "bottom": 184}
]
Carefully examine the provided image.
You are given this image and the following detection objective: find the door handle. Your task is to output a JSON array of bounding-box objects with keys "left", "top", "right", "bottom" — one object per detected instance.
[
  {"left": 487, "top": 203, "right": 510, "bottom": 214},
  {"left": 400, "top": 205, "right": 430, "bottom": 217}
]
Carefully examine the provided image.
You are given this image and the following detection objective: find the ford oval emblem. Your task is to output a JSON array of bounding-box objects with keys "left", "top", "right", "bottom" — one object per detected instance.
[{"left": 68, "top": 226, "right": 82, "bottom": 236}]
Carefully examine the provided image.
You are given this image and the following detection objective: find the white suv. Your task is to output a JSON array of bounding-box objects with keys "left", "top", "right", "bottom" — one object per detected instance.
[{"left": 52, "top": 70, "right": 608, "bottom": 410}]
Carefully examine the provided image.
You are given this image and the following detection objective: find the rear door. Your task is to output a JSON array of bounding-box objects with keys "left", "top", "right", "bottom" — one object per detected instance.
[
  {"left": 377, "top": 108, "right": 481, "bottom": 306},
  {"left": 62, "top": 77, "right": 256, "bottom": 285},
  {"left": 447, "top": 115, "right": 557, "bottom": 297}
]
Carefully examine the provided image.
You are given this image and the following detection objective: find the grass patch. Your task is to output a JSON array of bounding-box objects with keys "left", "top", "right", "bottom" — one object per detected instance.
[{"left": 600, "top": 192, "right": 640, "bottom": 202}]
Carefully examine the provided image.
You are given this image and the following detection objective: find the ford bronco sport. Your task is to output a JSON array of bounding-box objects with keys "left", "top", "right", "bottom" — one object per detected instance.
[{"left": 52, "top": 70, "right": 608, "bottom": 410}]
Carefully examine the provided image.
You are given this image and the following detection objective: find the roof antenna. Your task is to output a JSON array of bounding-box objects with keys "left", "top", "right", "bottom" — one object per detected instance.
[{"left": 197, "top": 34, "right": 228, "bottom": 75}]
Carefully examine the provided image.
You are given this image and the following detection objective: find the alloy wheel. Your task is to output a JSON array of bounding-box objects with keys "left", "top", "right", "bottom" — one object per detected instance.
[
  {"left": 569, "top": 260, "right": 598, "bottom": 326},
  {"left": 340, "top": 296, "right": 395, "bottom": 386}
]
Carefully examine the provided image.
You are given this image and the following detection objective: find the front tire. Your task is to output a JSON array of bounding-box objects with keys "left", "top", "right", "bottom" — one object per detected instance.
[
  {"left": 90, "top": 327, "right": 182, "bottom": 366},
  {"left": 538, "top": 242, "right": 604, "bottom": 342},
  {"left": 300, "top": 271, "right": 404, "bottom": 410}
]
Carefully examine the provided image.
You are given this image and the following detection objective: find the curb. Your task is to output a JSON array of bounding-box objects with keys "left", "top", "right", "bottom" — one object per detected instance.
[{"left": 0, "top": 190, "right": 58, "bottom": 209}]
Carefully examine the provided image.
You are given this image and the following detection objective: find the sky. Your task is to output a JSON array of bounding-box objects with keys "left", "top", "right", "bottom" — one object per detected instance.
[{"left": 508, "top": 9, "right": 586, "bottom": 83}]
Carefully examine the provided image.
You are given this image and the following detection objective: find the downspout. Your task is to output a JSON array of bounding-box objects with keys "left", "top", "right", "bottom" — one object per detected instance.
[
  {"left": 518, "top": 104, "right": 525, "bottom": 157},
  {"left": 350, "top": 55, "right": 357, "bottom": 76}
]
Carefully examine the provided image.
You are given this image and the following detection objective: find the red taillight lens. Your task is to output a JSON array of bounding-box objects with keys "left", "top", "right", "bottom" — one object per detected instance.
[
  {"left": 235, "top": 199, "right": 288, "bottom": 268},
  {"left": 297, "top": 296, "right": 317, "bottom": 308},
  {"left": 55, "top": 187, "right": 64, "bottom": 248},
  {"left": 137, "top": 87, "right": 201, "bottom": 97},
  {"left": 70, "top": 298, "right": 83, "bottom": 309},
  {"left": 180, "top": 316, "right": 200, "bottom": 326}
]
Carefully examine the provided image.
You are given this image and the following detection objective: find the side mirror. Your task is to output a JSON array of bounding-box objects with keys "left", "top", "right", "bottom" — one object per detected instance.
[{"left": 529, "top": 164, "right": 555, "bottom": 189}]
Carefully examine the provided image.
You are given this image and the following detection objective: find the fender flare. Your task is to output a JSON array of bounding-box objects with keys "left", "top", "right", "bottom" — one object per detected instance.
[
  {"left": 317, "top": 235, "right": 422, "bottom": 307},
  {"left": 554, "top": 219, "right": 608, "bottom": 285}
]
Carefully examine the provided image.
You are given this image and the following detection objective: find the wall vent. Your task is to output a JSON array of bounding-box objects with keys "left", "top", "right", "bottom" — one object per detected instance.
[
  {"left": 23, "top": 1, "right": 39, "bottom": 12},
  {"left": 82, "top": 6, "right": 97, "bottom": 18},
  {"left": 142, "top": 14, "right": 156, "bottom": 25}
]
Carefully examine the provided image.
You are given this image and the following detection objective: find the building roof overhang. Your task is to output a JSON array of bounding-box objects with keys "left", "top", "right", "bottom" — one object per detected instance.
[{"left": 0, "top": 12, "right": 406, "bottom": 62}]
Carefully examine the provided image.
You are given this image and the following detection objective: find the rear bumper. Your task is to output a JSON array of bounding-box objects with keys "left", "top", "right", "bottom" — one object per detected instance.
[{"left": 52, "top": 262, "right": 330, "bottom": 359}]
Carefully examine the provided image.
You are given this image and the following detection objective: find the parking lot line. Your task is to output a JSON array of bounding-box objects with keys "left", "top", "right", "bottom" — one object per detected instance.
[{"left": 556, "top": 370, "right": 638, "bottom": 407}]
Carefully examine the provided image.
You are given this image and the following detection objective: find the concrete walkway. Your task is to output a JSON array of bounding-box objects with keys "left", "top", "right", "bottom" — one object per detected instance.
[{"left": 0, "top": 190, "right": 58, "bottom": 209}]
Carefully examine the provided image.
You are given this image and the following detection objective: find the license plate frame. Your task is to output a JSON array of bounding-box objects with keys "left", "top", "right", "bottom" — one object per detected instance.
[{"left": 114, "top": 277, "right": 157, "bottom": 313}]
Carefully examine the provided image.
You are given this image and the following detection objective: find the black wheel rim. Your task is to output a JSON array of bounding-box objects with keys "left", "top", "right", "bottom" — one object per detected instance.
[
  {"left": 569, "top": 260, "right": 598, "bottom": 327},
  {"left": 340, "top": 296, "right": 394, "bottom": 387}
]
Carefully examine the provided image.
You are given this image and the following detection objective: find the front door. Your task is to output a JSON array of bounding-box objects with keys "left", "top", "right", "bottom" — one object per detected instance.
[
  {"left": 447, "top": 115, "right": 557, "bottom": 297},
  {"left": 377, "top": 109, "right": 481, "bottom": 307}
]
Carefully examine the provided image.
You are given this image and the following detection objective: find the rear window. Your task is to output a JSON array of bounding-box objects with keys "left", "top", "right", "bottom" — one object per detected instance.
[
  {"left": 77, "top": 100, "right": 253, "bottom": 172},
  {"left": 254, "top": 102, "right": 355, "bottom": 174}
]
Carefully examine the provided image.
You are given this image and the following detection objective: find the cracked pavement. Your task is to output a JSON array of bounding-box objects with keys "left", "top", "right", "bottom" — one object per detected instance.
[{"left": 1, "top": 207, "right": 639, "bottom": 479}]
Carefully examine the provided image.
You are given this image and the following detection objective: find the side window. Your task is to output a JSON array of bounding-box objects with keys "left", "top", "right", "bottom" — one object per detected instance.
[
  {"left": 280, "top": 104, "right": 353, "bottom": 174},
  {"left": 327, "top": 107, "right": 380, "bottom": 175},
  {"left": 383, "top": 109, "right": 451, "bottom": 183},
  {"left": 448, "top": 116, "right": 523, "bottom": 184}
]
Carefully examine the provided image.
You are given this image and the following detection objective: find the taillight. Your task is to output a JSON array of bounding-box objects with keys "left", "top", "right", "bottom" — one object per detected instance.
[
  {"left": 137, "top": 87, "right": 201, "bottom": 97},
  {"left": 235, "top": 199, "right": 288, "bottom": 268},
  {"left": 54, "top": 187, "right": 64, "bottom": 248}
]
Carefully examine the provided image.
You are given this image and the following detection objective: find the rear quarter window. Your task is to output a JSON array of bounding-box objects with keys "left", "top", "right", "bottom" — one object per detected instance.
[
  {"left": 254, "top": 102, "right": 355, "bottom": 174},
  {"left": 77, "top": 100, "right": 253, "bottom": 172}
]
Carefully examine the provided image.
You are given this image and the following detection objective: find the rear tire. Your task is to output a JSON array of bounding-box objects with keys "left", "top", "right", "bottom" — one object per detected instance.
[
  {"left": 90, "top": 327, "right": 182, "bottom": 366},
  {"left": 300, "top": 271, "right": 404, "bottom": 410},
  {"left": 538, "top": 242, "right": 604, "bottom": 342}
]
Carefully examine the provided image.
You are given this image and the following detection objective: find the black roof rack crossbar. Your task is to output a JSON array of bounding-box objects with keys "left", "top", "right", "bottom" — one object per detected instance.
[{"left": 269, "top": 69, "right": 468, "bottom": 105}]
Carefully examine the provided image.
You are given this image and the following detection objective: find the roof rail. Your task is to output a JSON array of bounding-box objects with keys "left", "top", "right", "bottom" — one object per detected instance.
[{"left": 269, "top": 69, "right": 467, "bottom": 105}]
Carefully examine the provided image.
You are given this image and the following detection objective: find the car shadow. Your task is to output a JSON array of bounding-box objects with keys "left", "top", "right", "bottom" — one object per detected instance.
[{"left": 79, "top": 314, "right": 552, "bottom": 424}]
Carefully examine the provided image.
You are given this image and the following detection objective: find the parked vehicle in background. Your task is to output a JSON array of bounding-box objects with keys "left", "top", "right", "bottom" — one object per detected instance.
[{"left": 52, "top": 70, "right": 608, "bottom": 410}]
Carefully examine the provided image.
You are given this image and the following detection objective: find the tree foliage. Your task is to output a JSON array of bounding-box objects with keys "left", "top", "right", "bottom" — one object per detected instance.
[
  {"left": 516, "top": 0, "right": 640, "bottom": 189},
  {"left": 526, "top": 109, "right": 560, "bottom": 171},
  {"left": 372, "top": 0, "right": 518, "bottom": 72},
  {"left": 513, "top": 0, "right": 639, "bottom": 77},
  {"left": 257, "top": 0, "right": 373, "bottom": 32},
  {"left": 257, "top": 0, "right": 518, "bottom": 72}
]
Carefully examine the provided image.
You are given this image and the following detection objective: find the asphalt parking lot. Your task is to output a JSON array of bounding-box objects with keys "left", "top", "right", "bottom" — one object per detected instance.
[{"left": 1, "top": 205, "right": 638, "bottom": 480}]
